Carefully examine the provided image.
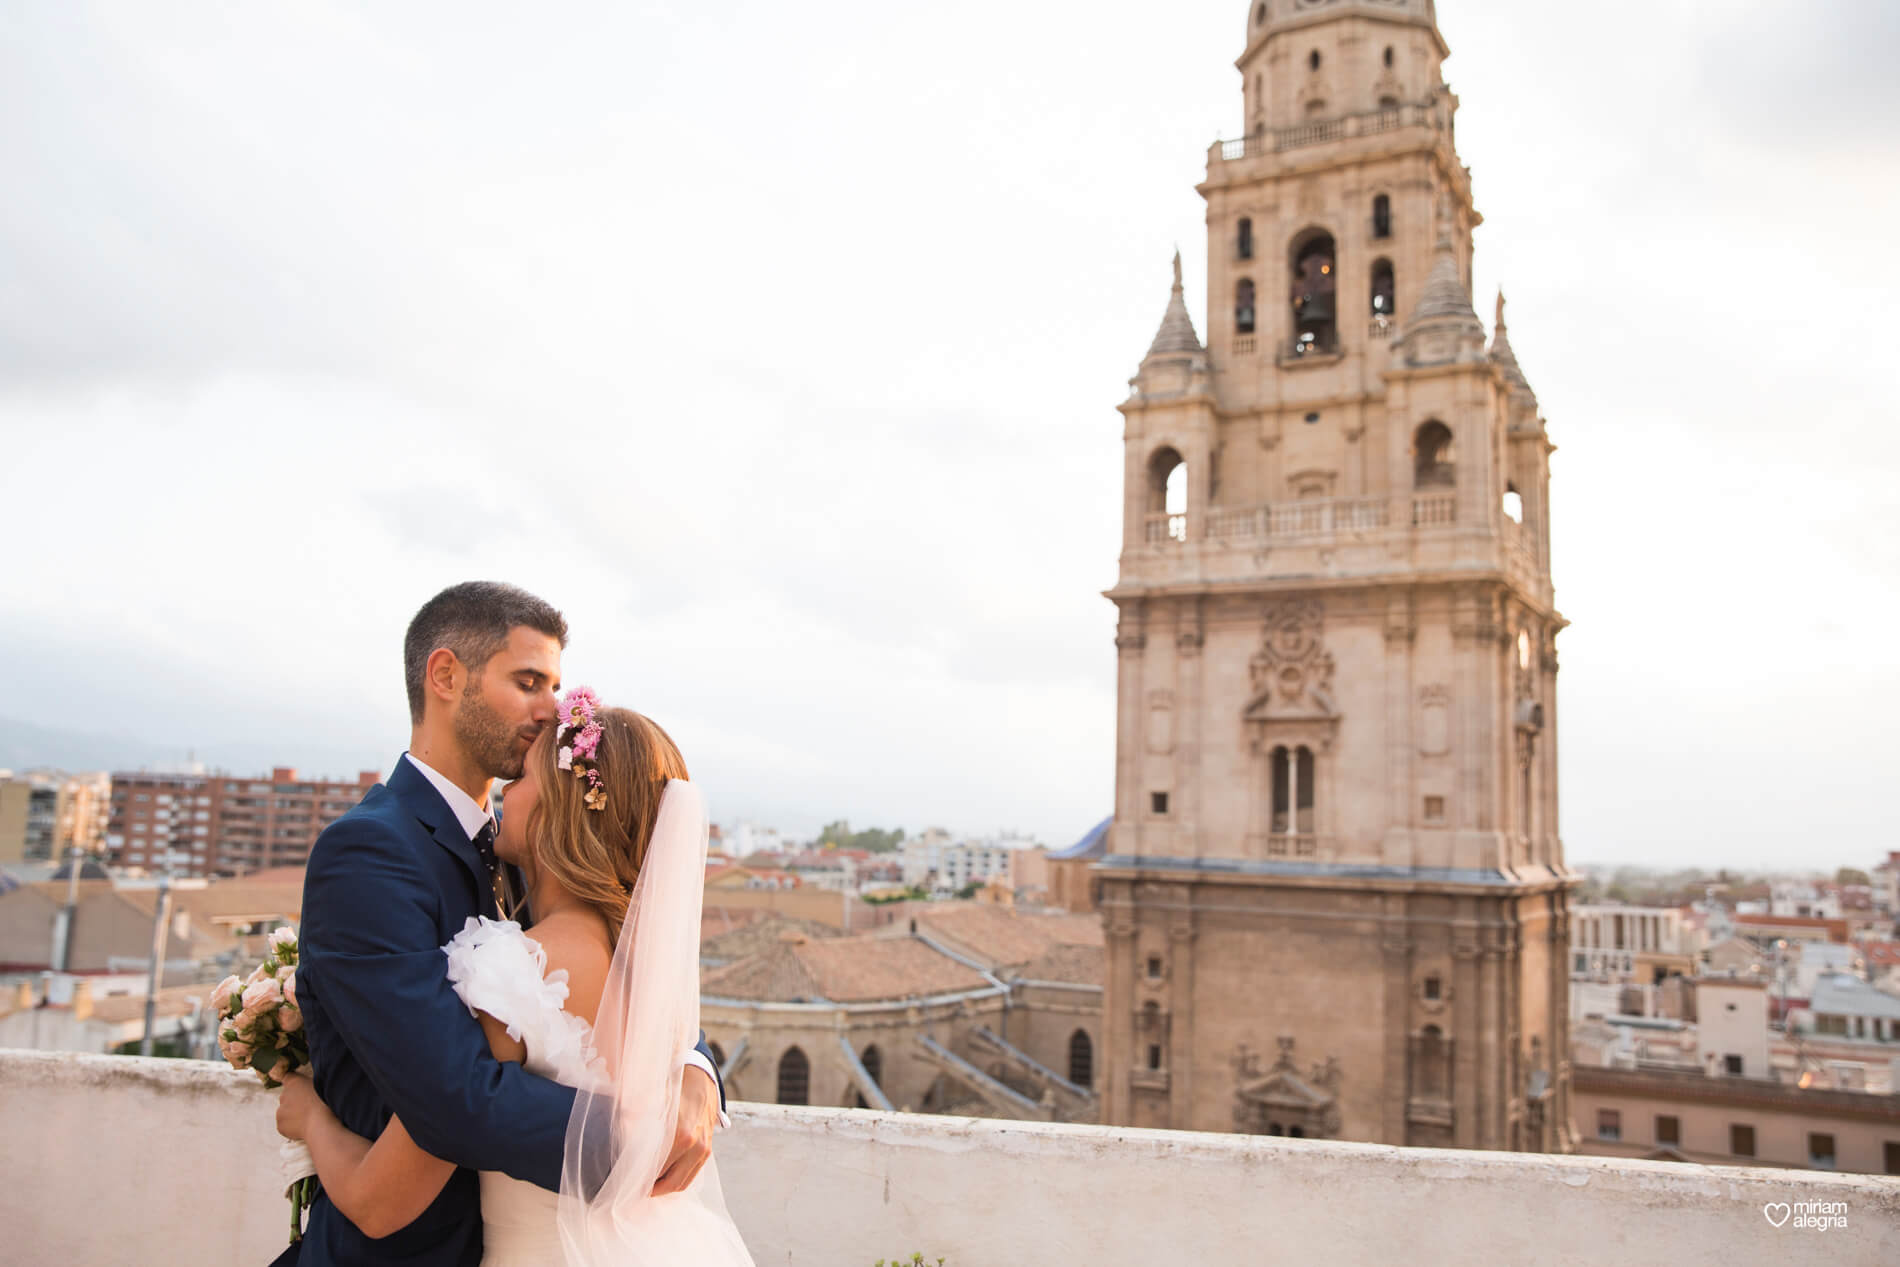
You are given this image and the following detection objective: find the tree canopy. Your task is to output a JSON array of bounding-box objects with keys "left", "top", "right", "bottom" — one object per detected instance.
[{"left": 817, "top": 819, "right": 905, "bottom": 853}]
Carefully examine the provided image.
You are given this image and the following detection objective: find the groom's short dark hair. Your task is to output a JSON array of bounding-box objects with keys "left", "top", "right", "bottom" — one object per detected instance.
[{"left": 404, "top": 582, "right": 569, "bottom": 722}]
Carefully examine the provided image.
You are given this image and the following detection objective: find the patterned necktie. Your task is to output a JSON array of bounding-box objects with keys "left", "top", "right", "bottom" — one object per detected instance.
[{"left": 472, "top": 819, "right": 500, "bottom": 888}]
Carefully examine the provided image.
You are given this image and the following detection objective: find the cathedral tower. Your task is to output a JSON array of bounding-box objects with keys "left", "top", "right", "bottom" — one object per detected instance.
[{"left": 1100, "top": 0, "right": 1574, "bottom": 1152}]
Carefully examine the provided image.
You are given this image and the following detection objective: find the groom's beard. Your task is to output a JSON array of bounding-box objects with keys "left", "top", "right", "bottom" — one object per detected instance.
[{"left": 456, "top": 684, "right": 538, "bottom": 780}]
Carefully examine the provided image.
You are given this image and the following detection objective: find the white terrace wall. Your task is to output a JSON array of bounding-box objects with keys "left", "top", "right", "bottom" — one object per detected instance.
[{"left": 4, "top": 1050, "right": 1898, "bottom": 1266}]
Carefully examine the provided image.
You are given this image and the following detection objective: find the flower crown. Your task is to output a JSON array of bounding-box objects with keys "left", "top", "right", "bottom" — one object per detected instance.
[{"left": 555, "top": 686, "right": 609, "bottom": 811}]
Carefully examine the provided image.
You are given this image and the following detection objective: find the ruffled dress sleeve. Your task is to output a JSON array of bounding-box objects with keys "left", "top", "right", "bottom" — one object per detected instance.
[{"left": 442, "top": 916, "right": 608, "bottom": 1091}]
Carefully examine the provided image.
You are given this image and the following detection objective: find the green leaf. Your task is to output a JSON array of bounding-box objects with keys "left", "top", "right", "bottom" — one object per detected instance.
[{"left": 249, "top": 1045, "right": 280, "bottom": 1076}]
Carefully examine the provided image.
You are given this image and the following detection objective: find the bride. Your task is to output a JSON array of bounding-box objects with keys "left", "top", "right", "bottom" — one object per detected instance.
[{"left": 277, "top": 693, "right": 754, "bottom": 1266}]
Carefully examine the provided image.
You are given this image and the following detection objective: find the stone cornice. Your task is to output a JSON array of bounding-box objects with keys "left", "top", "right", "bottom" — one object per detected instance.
[{"left": 1572, "top": 1066, "right": 1900, "bottom": 1125}]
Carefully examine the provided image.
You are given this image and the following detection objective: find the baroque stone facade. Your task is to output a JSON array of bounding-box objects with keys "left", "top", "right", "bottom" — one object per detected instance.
[
  {"left": 1097, "top": 0, "right": 1576, "bottom": 1152},
  {"left": 701, "top": 905, "right": 1105, "bottom": 1124}
]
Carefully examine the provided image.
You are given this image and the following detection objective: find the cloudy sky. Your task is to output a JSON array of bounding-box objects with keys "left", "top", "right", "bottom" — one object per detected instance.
[{"left": 2, "top": 1, "right": 1895, "bottom": 870}]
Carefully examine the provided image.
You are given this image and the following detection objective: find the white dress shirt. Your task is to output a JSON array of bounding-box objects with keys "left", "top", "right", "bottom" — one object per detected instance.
[{"left": 402, "top": 753, "right": 725, "bottom": 1119}]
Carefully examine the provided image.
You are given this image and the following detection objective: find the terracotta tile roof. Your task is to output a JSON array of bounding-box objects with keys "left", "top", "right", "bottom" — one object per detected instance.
[
  {"left": 1735, "top": 913, "right": 1849, "bottom": 941},
  {"left": 170, "top": 881, "right": 304, "bottom": 923},
  {"left": 705, "top": 865, "right": 800, "bottom": 888},
  {"left": 700, "top": 915, "right": 843, "bottom": 963},
  {"left": 1862, "top": 941, "right": 1900, "bottom": 966},
  {"left": 1010, "top": 943, "right": 1105, "bottom": 987},
  {"left": 906, "top": 904, "right": 1103, "bottom": 972},
  {"left": 87, "top": 982, "right": 214, "bottom": 1025},
  {"left": 239, "top": 866, "right": 310, "bottom": 885},
  {"left": 700, "top": 906, "right": 771, "bottom": 944},
  {"left": 701, "top": 933, "right": 990, "bottom": 1004}
]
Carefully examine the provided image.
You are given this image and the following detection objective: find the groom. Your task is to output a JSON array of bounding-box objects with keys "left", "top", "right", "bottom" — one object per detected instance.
[{"left": 295, "top": 581, "right": 725, "bottom": 1266}]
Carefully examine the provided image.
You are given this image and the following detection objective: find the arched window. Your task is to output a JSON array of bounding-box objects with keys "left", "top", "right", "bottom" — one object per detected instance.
[
  {"left": 1235, "top": 278, "right": 1257, "bottom": 333},
  {"left": 1069, "top": 1029, "right": 1094, "bottom": 1088},
  {"left": 1269, "top": 744, "right": 1316, "bottom": 837},
  {"left": 1237, "top": 217, "right": 1254, "bottom": 261},
  {"left": 1370, "top": 259, "right": 1395, "bottom": 317},
  {"left": 1372, "top": 194, "right": 1392, "bottom": 239},
  {"left": 1503, "top": 484, "right": 1523, "bottom": 523},
  {"left": 1417, "top": 1025, "right": 1447, "bottom": 1099},
  {"left": 1414, "top": 421, "right": 1455, "bottom": 487},
  {"left": 1379, "top": 95, "right": 1401, "bottom": 110},
  {"left": 1289, "top": 231, "right": 1337, "bottom": 355},
  {"left": 1146, "top": 446, "right": 1186, "bottom": 542},
  {"left": 777, "top": 1046, "right": 810, "bottom": 1106},
  {"left": 1384, "top": 45, "right": 1395, "bottom": 68},
  {"left": 1309, "top": 49, "right": 1322, "bottom": 71}
]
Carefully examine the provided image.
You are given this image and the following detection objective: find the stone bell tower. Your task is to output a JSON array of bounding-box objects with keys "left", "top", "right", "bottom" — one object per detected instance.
[{"left": 1097, "top": 0, "right": 1576, "bottom": 1153}]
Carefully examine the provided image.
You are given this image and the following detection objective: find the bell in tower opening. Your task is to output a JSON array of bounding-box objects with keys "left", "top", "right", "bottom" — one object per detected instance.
[{"left": 1290, "top": 233, "right": 1337, "bottom": 355}]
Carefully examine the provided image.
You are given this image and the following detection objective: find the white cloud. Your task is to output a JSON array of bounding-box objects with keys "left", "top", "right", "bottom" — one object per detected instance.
[{"left": 1, "top": 0, "right": 1894, "bottom": 866}]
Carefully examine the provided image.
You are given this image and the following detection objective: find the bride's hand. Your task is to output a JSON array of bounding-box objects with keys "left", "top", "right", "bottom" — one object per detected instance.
[
  {"left": 275, "top": 1070, "right": 321, "bottom": 1141},
  {"left": 651, "top": 1066, "right": 718, "bottom": 1196}
]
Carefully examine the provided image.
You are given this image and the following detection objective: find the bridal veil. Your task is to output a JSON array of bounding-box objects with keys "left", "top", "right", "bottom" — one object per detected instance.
[{"left": 557, "top": 779, "right": 754, "bottom": 1265}]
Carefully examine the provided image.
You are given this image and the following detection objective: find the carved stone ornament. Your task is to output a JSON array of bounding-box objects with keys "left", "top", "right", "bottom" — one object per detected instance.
[
  {"left": 1243, "top": 600, "right": 1340, "bottom": 752},
  {"left": 1231, "top": 1036, "right": 1343, "bottom": 1138}
]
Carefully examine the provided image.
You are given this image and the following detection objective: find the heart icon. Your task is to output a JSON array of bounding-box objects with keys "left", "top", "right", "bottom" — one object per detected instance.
[{"left": 1763, "top": 1203, "right": 1792, "bottom": 1228}]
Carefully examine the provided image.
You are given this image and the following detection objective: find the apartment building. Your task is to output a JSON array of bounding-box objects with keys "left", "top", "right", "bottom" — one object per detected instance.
[{"left": 107, "top": 766, "right": 379, "bottom": 877}]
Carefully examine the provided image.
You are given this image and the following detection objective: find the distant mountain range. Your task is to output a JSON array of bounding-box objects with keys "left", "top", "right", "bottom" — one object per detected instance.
[{"left": 0, "top": 715, "right": 385, "bottom": 781}]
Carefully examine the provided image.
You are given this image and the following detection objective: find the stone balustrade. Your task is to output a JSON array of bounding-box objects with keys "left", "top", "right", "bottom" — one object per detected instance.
[{"left": 5, "top": 1049, "right": 1896, "bottom": 1265}]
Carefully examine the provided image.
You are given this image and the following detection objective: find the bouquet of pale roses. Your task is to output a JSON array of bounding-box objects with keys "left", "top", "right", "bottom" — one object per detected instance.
[{"left": 207, "top": 925, "right": 318, "bottom": 1243}]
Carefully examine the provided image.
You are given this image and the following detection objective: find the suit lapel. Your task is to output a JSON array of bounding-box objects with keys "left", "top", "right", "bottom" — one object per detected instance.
[{"left": 387, "top": 758, "right": 493, "bottom": 917}]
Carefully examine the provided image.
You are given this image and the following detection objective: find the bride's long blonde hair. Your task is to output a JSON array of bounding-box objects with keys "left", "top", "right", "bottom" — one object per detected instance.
[{"left": 512, "top": 707, "right": 689, "bottom": 946}]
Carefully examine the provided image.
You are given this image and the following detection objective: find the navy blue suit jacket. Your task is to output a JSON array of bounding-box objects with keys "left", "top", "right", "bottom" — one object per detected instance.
[{"left": 297, "top": 756, "right": 719, "bottom": 1267}]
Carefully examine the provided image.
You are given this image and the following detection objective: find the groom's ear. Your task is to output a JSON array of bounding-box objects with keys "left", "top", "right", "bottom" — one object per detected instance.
[{"left": 422, "top": 646, "right": 466, "bottom": 715}]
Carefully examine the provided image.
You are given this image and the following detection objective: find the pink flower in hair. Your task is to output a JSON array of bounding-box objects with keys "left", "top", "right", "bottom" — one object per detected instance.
[{"left": 571, "top": 724, "right": 601, "bottom": 760}]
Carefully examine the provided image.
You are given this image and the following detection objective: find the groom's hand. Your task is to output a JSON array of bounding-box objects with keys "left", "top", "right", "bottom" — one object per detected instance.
[{"left": 651, "top": 1065, "right": 719, "bottom": 1196}]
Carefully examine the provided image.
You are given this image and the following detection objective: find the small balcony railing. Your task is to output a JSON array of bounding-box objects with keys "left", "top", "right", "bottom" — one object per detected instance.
[
  {"left": 1206, "top": 496, "right": 1389, "bottom": 542},
  {"left": 1144, "top": 511, "right": 1187, "bottom": 544},
  {"left": 1215, "top": 104, "right": 1432, "bottom": 161},
  {"left": 1412, "top": 493, "right": 1457, "bottom": 527}
]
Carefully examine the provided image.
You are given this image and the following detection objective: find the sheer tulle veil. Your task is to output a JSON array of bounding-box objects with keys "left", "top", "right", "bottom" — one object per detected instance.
[{"left": 557, "top": 779, "right": 754, "bottom": 1265}]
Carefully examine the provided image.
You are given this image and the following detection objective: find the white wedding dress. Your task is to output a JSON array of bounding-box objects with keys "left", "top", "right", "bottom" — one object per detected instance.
[
  {"left": 440, "top": 780, "right": 753, "bottom": 1267},
  {"left": 444, "top": 916, "right": 604, "bottom": 1265}
]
